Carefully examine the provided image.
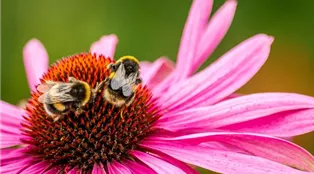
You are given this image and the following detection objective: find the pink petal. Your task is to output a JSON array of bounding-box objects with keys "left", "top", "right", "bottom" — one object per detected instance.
[
  {"left": 131, "top": 150, "right": 186, "bottom": 174},
  {"left": 92, "top": 163, "right": 106, "bottom": 174},
  {"left": 154, "top": 132, "right": 314, "bottom": 172},
  {"left": 1, "top": 148, "right": 27, "bottom": 166},
  {"left": 159, "top": 34, "right": 274, "bottom": 111},
  {"left": 45, "top": 166, "right": 64, "bottom": 174},
  {"left": 222, "top": 108, "right": 314, "bottom": 137},
  {"left": 173, "top": 0, "right": 213, "bottom": 81},
  {"left": 141, "top": 140, "right": 310, "bottom": 174},
  {"left": 68, "top": 167, "right": 81, "bottom": 174},
  {"left": 151, "top": 73, "right": 176, "bottom": 96},
  {"left": 20, "top": 161, "right": 50, "bottom": 174},
  {"left": 107, "top": 160, "right": 131, "bottom": 174},
  {"left": 192, "top": 0, "right": 237, "bottom": 74},
  {"left": 150, "top": 150, "right": 198, "bottom": 174},
  {"left": 220, "top": 93, "right": 242, "bottom": 102},
  {"left": 123, "top": 160, "right": 156, "bottom": 174},
  {"left": 139, "top": 61, "right": 152, "bottom": 73},
  {"left": 90, "top": 34, "right": 118, "bottom": 59},
  {"left": 23, "top": 39, "right": 49, "bottom": 91},
  {"left": 140, "top": 57, "right": 175, "bottom": 89},
  {"left": 199, "top": 141, "right": 245, "bottom": 153},
  {"left": 157, "top": 93, "right": 314, "bottom": 137},
  {"left": 0, "top": 101, "right": 24, "bottom": 148},
  {"left": 0, "top": 157, "right": 35, "bottom": 174}
]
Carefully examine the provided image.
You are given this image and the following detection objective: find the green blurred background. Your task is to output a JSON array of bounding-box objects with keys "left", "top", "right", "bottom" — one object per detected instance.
[{"left": 2, "top": 0, "right": 314, "bottom": 173}]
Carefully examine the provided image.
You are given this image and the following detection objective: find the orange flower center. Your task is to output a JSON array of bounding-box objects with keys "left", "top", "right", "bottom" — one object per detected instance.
[{"left": 21, "top": 53, "right": 160, "bottom": 172}]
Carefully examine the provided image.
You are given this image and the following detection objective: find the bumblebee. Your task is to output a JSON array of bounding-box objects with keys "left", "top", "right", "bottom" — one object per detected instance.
[
  {"left": 95, "top": 56, "right": 142, "bottom": 107},
  {"left": 37, "top": 77, "right": 91, "bottom": 122}
]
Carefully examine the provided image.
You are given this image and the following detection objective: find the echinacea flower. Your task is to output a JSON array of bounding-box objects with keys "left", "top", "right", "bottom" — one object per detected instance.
[{"left": 2, "top": 0, "right": 314, "bottom": 173}]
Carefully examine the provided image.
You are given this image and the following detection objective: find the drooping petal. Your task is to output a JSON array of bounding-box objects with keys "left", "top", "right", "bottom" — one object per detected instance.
[
  {"left": 157, "top": 93, "right": 314, "bottom": 137},
  {"left": 107, "top": 160, "right": 132, "bottom": 174},
  {"left": 173, "top": 0, "right": 213, "bottom": 81},
  {"left": 92, "top": 163, "right": 106, "bottom": 174},
  {"left": 152, "top": 132, "right": 314, "bottom": 172},
  {"left": 44, "top": 165, "right": 64, "bottom": 174},
  {"left": 1, "top": 148, "right": 27, "bottom": 166},
  {"left": 19, "top": 161, "right": 50, "bottom": 174},
  {"left": 0, "top": 157, "right": 36, "bottom": 174},
  {"left": 90, "top": 34, "right": 118, "bottom": 59},
  {"left": 221, "top": 108, "right": 314, "bottom": 137},
  {"left": 141, "top": 140, "right": 311, "bottom": 174},
  {"left": 0, "top": 101, "right": 24, "bottom": 148},
  {"left": 192, "top": 0, "right": 237, "bottom": 73},
  {"left": 140, "top": 57, "right": 175, "bottom": 89},
  {"left": 131, "top": 150, "right": 186, "bottom": 174},
  {"left": 23, "top": 39, "right": 49, "bottom": 91},
  {"left": 220, "top": 93, "right": 242, "bottom": 102},
  {"left": 123, "top": 160, "right": 157, "bottom": 174},
  {"left": 68, "top": 166, "right": 81, "bottom": 174},
  {"left": 159, "top": 34, "right": 274, "bottom": 111},
  {"left": 150, "top": 150, "right": 199, "bottom": 174}
]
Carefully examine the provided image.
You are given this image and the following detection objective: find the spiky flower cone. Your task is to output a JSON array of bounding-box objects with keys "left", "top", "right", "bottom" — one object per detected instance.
[{"left": 21, "top": 53, "right": 160, "bottom": 172}]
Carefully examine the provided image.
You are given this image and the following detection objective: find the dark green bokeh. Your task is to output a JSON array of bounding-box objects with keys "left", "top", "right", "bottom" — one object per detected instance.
[
  {"left": 2, "top": 0, "right": 314, "bottom": 173},
  {"left": 2, "top": 0, "right": 314, "bottom": 103}
]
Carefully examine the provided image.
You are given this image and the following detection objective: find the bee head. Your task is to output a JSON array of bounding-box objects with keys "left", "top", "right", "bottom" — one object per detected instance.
[
  {"left": 116, "top": 56, "right": 140, "bottom": 76},
  {"left": 123, "top": 60, "right": 139, "bottom": 75},
  {"left": 69, "top": 83, "right": 87, "bottom": 101}
]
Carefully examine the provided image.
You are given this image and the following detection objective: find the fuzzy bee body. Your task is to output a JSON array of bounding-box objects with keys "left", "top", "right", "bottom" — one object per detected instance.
[
  {"left": 37, "top": 77, "right": 91, "bottom": 121},
  {"left": 96, "top": 56, "right": 142, "bottom": 107}
]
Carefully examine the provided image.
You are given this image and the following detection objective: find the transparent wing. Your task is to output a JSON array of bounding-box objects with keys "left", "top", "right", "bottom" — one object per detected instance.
[
  {"left": 121, "top": 73, "right": 138, "bottom": 97},
  {"left": 111, "top": 79, "right": 123, "bottom": 90},
  {"left": 38, "top": 93, "right": 47, "bottom": 103},
  {"left": 110, "top": 64, "right": 128, "bottom": 90},
  {"left": 126, "top": 73, "right": 138, "bottom": 85},
  {"left": 122, "top": 85, "right": 133, "bottom": 97},
  {"left": 37, "top": 81, "right": 58, "bottom": 93},
  {"left": 39, "top": 83, "right": 75, "bottom": 104}
]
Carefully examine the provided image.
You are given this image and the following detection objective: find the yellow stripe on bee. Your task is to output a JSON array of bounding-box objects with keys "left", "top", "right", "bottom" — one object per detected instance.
[
  {"left": 109, "top": 72, "right": 115, "bottom": 78},
  {"left": 117, "top": 56, "right": 140, "bottom": 64},
  {"left": 53, "top": 103, "right": 66, "bottom": 111},
  {"left": 81, "top": 81, "right": 91, "bottom": 106}
]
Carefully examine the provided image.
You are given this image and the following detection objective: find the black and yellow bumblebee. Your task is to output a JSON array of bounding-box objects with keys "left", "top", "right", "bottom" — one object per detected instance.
[
  {"left": 95, "top": 56, "right": 142, "bottom": 107},
  {"left": 37, "top": 77, "right": 91, "bottom": 122}
]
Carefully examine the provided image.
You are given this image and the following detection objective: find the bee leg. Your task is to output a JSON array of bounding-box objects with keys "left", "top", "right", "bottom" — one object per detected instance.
[
  {"left": 92, "top": 80, "right": 107, "bottom": 100},
  {"left": 107, "top": 63, "right": 114, "bottom": 71},
  {"left": 120, "top": 106, "right": 125, "bottom": 122},
  {"left": 71, "top": 102, "right": 82, "bottom": 115},
  {"left": 94, "top": 80, "right": 106, "bottom": 92},
  {"left": 52, "top": 115, "right": 62, "bottom": 122},
  {"left": 75, "top": 108, "right": 83, "bottom": 115},
  {"left": 125, "top": 93, "right": 135, "bottom": 107}
]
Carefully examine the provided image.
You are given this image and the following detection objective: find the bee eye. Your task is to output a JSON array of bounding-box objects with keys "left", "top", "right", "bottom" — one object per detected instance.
[
  {"left": 126, "top": 65, "right": 133, "bottom": 71},
  {"left": 72, "top": 89, "right": 78, "bottom": 95},
  {"left": 78, "top": 88, "right": 85, "bottom": 95}
]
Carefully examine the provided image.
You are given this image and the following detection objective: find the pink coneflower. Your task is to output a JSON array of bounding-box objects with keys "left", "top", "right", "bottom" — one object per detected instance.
[{"left": 2, "top": 0, "right": 314, "bottom": 173}]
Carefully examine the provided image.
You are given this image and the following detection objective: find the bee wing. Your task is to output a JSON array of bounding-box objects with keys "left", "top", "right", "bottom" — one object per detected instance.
[
  {"left": 37, "top": 81, "right": 59, "bottom": 93},
  {"left": 38, "top": 81, "right": 60, "bottom": 103},
  {"left": 122, "top": 85, "right": 133, "bottom": 97},
  {"left": 38, "top": 93, "right": 47, "bottom": 103},
  {"left": 110, "top": 64, "right": 128, "bottom": 90},
  {"left": 39, "top": 83, "right": 76, "bottom": 104},
  {"left": 121, "top": 73, "right": 138, "bottom": 97},
  {"left": 128, "top": 72, "right": 138, "bottom": 84}
]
